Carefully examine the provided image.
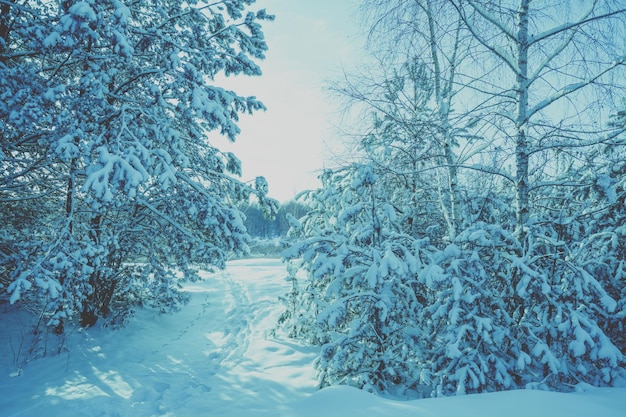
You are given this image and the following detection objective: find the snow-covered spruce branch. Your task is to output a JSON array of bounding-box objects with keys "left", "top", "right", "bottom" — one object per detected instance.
[
  {"left": 0, "top": 155, "right": 47, "bottom": 184},
  {"left": 132, "top": 28, "right": 234, "bottom": 58},
  {"left": 153, "top": 3, "right": 217, "bottom": 30},
  {"left": 113, "top": 69, "right": 162, "bottom": 96},
  {"left": 0, "top": 50, "right": 40, "bottom": 60},
  {"left": 175, "top": 170, "right": 247, "bottom": 199},
  {"left": 0, "top": 0, "right": 41, "bottom": 19},
  {"left": 42, "top": 54, "right": 111, "bottom": 77},
  {"left": 46, "top": 51, "right": 74, "bottom": 81},
  {"left": 135, "top": 15, "right": 266, "bottom": 64},
  {"left": 6, "top": 213, "right": 76, "bottom": 304},
  {"left": 0, "top": 188, "right": 59, "bottom": 202},
  {"left": 152, "top": 0, "right": 256, "bottom": 32},
  {"left": 135, "top": 197, "right": 206, "bottom": 244}
]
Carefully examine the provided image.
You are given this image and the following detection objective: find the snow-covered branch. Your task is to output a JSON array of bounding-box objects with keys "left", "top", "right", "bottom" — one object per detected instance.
[{"left": 528, "top": 54, "right": 626, "bottom": 120}]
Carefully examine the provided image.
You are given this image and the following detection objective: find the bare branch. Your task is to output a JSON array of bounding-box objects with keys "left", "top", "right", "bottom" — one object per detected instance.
[
  {"left": 528, "top": 54, "right": 626, "bottom": 120},
  {"left": 530, "top": 6, "right": 626, "bottom": 46},
  {"left": 528, "top": 23, "right": 580, "bottom": 84},
  {"left": 529, "top": 125, "right": 626, "bottom": 155},
  {"left": 451, "top": 2, "right": 518, "bottom": 75},
  {"left": 466, "top": 0, "right": 516, "bottom": 41}
]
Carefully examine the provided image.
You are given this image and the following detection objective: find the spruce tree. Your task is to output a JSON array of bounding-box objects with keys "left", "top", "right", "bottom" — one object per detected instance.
[{"left": 1, "top": 0, "right": 276, "bottom": 330}]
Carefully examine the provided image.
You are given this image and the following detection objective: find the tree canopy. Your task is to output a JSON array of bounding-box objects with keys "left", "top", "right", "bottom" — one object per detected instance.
[
  {"left": 281, "top": 0, "right": 626, "bottom": 397},
  {"left": 1, "top": 0, "right": 276, "bottom": 331}
]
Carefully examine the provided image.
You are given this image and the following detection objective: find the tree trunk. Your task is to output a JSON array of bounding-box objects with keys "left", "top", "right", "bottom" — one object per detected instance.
[
  {"left": 0, "top": 2, "right": 11, "bottom": 62},
  {"left": 81, "top": 213, "right": 103, "bottom": 327},
  {"left": 515, "top": 0, "right": 530, "bottom": 241},
  {"left": 427, "top": 0, "right": 462, "bottom": 239}
]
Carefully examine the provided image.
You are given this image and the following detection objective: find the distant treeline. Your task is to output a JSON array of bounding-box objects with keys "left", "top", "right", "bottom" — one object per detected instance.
[{"left": 240, "top": 200, "right": 310, "bottom": 238}]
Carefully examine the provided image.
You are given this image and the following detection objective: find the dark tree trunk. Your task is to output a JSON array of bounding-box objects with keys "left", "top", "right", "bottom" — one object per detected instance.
[{"left": 0, "top": 2, "right": 12, "bottom": 61}]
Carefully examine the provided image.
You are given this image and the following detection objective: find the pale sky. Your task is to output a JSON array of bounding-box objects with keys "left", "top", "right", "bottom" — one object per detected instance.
[{"left": 216, "top": 0, "right": 363, "bottom": 202}]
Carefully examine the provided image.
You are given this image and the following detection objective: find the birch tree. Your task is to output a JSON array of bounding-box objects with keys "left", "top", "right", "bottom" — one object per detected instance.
[
  {"left": 449, "top": 3, "right": 626, "bottom": 382},
  {"left": 450, "top": 0, "right": 626, "bottom": 239},
  {"left": 330, "top": 59, "right": 458, "bottom": 241},
  {"left": 281, "top": 0, "right": 626, "bottom": 396},
  {"left": 357, "top": 0, "right": 469, "bottom": 239}
]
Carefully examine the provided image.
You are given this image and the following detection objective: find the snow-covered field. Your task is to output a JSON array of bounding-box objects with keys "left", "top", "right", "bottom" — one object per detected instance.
[{"left": 1, "top": 258, "right": 624, "bottom": 416}]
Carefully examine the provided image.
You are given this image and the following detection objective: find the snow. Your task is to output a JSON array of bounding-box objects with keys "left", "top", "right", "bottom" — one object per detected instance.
[
  {"left": 43, "top": 31, "right": 62, "bottom": 48},
  {"left": 68, "top": 2, "right": 97, "bottom": 22},
  {"left": 54, "top": 134, "right": 80, "bottom": 162},
  {"left": 1, "top": 258, "right": 624, "bottom": 417},
  {"left": 113, "top": 0, "right": 131, "bottom": 26}
]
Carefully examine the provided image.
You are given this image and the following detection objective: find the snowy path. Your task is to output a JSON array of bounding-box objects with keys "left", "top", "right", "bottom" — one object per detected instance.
[
  {"left": 0, "top": 259, "right": 319, "bottom": 417},
  {"left": 2, "top": 258, "right": 625, "bottom": 417}
]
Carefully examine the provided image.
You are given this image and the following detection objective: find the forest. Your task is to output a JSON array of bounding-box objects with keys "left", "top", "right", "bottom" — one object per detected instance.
[
  {"left": 278, "top": 0, "right": 626, "bottom": 396},
  {"left": 1, "top": 0, "right": 625, "bottom": 401}
]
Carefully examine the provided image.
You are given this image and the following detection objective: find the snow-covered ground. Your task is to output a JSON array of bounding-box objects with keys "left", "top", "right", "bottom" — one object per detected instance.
[{"left": 1, "top": 258, "right": 624, "bottom": 416}]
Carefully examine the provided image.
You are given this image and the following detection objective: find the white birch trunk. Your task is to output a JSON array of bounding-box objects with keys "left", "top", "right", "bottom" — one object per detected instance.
[
  {"left": 515, "top": 0, "right": 530, "bottom": 239},
  {"left": 427, "top": 0, "right": 462, "bottom": 239}
]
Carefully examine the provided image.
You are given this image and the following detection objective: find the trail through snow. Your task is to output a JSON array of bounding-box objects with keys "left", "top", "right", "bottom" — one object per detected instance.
[
  {"left": 1, "top": 258, "right": 624, "bottom": 417},
  {"left": 0, "top": 259, "right": 318, "bottom": 417}
]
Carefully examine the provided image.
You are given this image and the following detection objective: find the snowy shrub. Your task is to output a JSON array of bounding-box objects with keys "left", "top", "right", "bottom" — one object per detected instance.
[
  {"left": 281, "top": 165, "right": 432, "bottom": 395},
  {"left": 508, "top": 225, "right": 623, "bottom": 389},
  {"left": 421, "top": 224, "right": 520, "bottom": 395},
  {"left": 278, "top": 0, "right": 626, "bottom": 400},
  {"left": 555, "top": 159, "right": 626, "bottom": 356},
  {"left": 281, "top": 161, "right": 626, "bottom": 396},
  {"left": 424, "top": 219, "right": 623, "bottom": 394}
]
